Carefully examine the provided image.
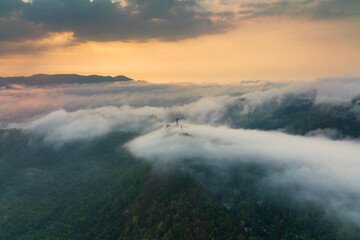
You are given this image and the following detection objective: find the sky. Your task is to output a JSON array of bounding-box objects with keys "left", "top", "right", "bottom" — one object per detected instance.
[{"left": 0, "top": 0, "right": 360, "bottom": 83}]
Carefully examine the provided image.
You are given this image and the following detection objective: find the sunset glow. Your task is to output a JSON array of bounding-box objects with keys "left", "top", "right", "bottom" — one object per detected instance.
[{"left": 1, "top": 0, "right": 359, "bottom": 83}]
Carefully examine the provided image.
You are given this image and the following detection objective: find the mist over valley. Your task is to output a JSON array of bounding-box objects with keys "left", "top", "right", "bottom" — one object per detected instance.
[{"left": 1, "top": 75, "right": 360, "bottom": 239}]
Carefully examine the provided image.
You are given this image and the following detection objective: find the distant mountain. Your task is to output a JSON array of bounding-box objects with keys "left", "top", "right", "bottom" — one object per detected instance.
[{"left": 0, "top": 74, "right": 132, "bottom": 87}]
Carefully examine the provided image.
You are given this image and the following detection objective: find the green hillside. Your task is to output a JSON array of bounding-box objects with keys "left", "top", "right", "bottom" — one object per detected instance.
[{"left": 0, "top": 130, "right": 358, "bottom": 240}]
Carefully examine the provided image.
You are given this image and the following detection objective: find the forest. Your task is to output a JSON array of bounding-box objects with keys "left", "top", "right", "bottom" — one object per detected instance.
[{"left": 0, "top": 128, "right": 359, "bottom": 239}]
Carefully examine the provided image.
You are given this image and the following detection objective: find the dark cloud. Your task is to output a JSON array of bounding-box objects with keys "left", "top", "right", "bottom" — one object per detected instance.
[
  {"left": 0, "top": 17, "right": 45, "bottom": 42},
  {"left": 1, "top": 0, "right": 359, "bottom": 54},
  {"left": 0, "top": 0, "right": 23, "bottom": 17},
  {"left": 238, "top": 0, "right": 360, "bottom": 20},
  {"left": 0, "top": 0, "right": 234, "bottom": 54}
]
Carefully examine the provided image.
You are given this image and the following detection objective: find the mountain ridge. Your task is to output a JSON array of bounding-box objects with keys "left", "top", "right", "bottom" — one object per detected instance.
[{"left": 0, "top": 74, "right": 133, "bottom": 87}]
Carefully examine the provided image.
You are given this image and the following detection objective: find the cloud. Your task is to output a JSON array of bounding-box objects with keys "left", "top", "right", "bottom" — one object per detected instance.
[
  {"left": 0, "top": 80, "right": 267, "bottom": 125},
  {"left": 305, "top": 128, "right": 343, "bottom": 139},
  {"left": 235, "top": 77, "right": 360, "bottom": 113},
  {"left": 14, "top": 105, "right": 167, "bottom": 144},
  {"left": 172, "top": 96, "right": 236, "bottom": 124},
  {"left": 7, "top": 96, "right": 239, "bottom": 144},
  {"left": 0, "top": 0, "right": 235, "bottom": 54},
  {"left": 2, "top": 0, "right": 360, "bottom": 55},
  {"left": 2, "top": 76, "right": 360, "bottom": 139},
  {"left": 0, "top": 0, "right": 23, "bottom": 17},
  {"left": 217, "top": 77, "right": 360, "bottom": 137},
  {"left": 126, "top": 123, "right": 360, "bottom": 225},
  {"left": 0, "top": 32, "right": 77, "bottom": 55},
  {"left": 238, "top": 0, "right": 360, "bottom": 20},
  {"left": 2, "top": 76, "right": 359, "bottom": 225}
]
